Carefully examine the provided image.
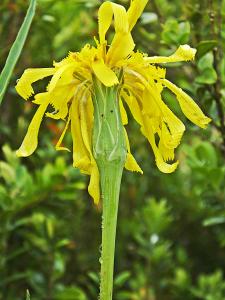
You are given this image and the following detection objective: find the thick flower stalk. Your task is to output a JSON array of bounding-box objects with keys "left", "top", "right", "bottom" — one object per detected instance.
[{"left": 15, "top": 0, "right": 211, "bottom": 299}]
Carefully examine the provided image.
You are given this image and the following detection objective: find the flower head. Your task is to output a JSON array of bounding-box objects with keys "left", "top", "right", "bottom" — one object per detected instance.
[{"left": 16, "top": 0, "right": 211, "bottom": 204}]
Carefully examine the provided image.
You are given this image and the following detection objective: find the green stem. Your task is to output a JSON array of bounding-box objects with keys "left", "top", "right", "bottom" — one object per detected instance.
[
  {"left": 92, "top": 77, "right": 126, "bottom": 300},
  {"left": 99, "top": 161, "right": 124, "bottom": 300}
]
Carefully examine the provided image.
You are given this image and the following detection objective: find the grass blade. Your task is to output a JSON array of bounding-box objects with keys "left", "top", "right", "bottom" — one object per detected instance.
[
  {"left": 0, "top": 0, "right": 36, "bottom": 104},
  {"left": 26, "top": 289, "right": 31, "bottom": 300}
]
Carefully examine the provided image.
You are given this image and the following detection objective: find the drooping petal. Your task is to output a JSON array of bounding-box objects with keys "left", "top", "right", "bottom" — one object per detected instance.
[
  {"left": 47, "top": 63, "right": 76, "bottom": 92},
  {"left": 121, "top": 89, "right": 143, "bottom": 125},
  {"left": 160, "top": 103, "right": 185, "bottom": 149},
  {"left": 141, "top": 85, "right": 161, "bottom": 118},
  {"left": 16, "top": 101, "right": 49, "bottom": 157},
  {"left": 55, "top": 114, "right": 71, "bottom": 152},
  {"left": 71, "top": 97, "right": 91, "bottom": 173},
  {"left": 88, "top": 163, "right": 100, "bottom": 205},
  {"left": 119, "top": 98, "right": 128, "bottom": 125},
  {"left": 16, "top": 68, "right": 55, "bottom": 100},
  {"left": 98, "top": 1, "right": 129, "bottom": 44},
  {"left": 158, "top": 139, "right": 175, "bottom": 161},
  {"left": 46, "top": 83, "right": 77, "bottom": 120},
  {"left": 142, "top": 115, "right": 179, "bottom": 173},
  {"left": 79, "top": 92, "right": 94, "bottom": 154},
  {"left": 79, "top": 91, "right": 100, "bottom": 204},
  {"left": 124, "top": 127, "right": 143, "bottom": 174},
  {"left": 162, "top": 79, "right": 211, "bottom": 128},
  {"left": 145, "top": 45, "right": 196, "bottom": 64},
  {"left": 92, "top": 59, "right": 119, "bottom": 87},
  {"left": 98, "top": 1, "right": 135, "bottom": 65},
  {"left": 33, "top": 92, "right": 50, "bottom": 105},
  {"left": 126, "top": 71, "right": 185, "bottom": 149},
  {"left": 53, "top": 52, "right": 76, "bottom": 68},
  {"left": 127, "top": 0, "right": 149, "bottom": 31},
  {"left": 122, "top": 85, "right": 180, "bottom": 173},
  {"left": 106, "top": 32, "right": 135, "bottom": 66},
  {"left": 71, "top": 88, "right": 100, "bottom": 204}
]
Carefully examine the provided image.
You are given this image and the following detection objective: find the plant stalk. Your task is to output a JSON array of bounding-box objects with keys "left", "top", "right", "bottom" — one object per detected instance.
[
  {"left": 92, "top": 77, "right": 126, "bottom": 300},
  {"left": 99, "top": 161, "right": 124, "bottom": 300}
]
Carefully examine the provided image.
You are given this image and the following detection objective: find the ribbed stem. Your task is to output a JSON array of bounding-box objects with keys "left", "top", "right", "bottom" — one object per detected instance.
[
  {"left": 98, "top": 161, "right": 124, "bottom": 300},
  {"left": 92, "top": 77, "right": 126, "bottom": 300}
]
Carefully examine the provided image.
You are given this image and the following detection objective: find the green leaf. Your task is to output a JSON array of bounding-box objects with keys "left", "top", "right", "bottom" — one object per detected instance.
[
  {"left": 196, "top": 40, "right": 218, "bottom": 59},
  {"left": 203, "top": 216, "right": 225, "bottom": 227},
  {"left": 162, "top": 19, "right": 190, "bottom": 45},
  {"left": 26, "top": 290, "right": 31, "bottom": 300},
  {"left": 2, "top": 144, "right": 19, "bottom": 167},
  {"left": 88, "top": 272, "right": 100, "bottom": 284},
  {"left": 0, "top": 0, "right": 36, "bottom": 104},
  {"left": 114, "top": 271, "right": 131, "bottom": 288},
  {"left": 115, "top": 291, "right": 135, "bottom": 300},
  {"left": 196, "top": 53, "right": 218, "bottom": 84},
  {"left": 197, "top": 52, "right": 214, "bottom": 70},
  {"left": 196, "top": 69, "right": 217, "bottom": 84},
  {"left": 54, "top": 286, "right": 87, "bottom": 300},
  {"left": 208, "top": 168, "right": 225, "bottom": 189},
  {"left": 142, "top": 198, "right": 172, "bottom": 235},
  {"left": 195, "top": 142, "right": 218, "bottom": 168},
  {"left": 0, "top": 161, "right": 16, "bottom": 183},
  {"left": 56, "top": 239, "right": 71, "bottom": 249}
]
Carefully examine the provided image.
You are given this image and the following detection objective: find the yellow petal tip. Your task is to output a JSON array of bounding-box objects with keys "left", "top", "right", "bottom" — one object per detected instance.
[
  {"left": 176, "top": 45, "right": 197, "bottom": 61},
  {"left": 92, "top": 60, "right": 119, "bottom": 87},
  {"left": 16, "top": 148, "right": 30, "bottom": 157},
  {"left": 56, "top": 146, "right": 71, "bottom": 152},
  {"left": 156, "top": 159, "right": 179, "bottom": 174},
  {"left": 125, "top": 153, "right": 143, "bottom": 174}
]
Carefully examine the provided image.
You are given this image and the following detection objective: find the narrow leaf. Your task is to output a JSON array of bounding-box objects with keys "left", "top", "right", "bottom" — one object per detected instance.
[
  {"left": 0, "top": 0, "right": 36, "bottom": 104},
  {"left": 203, "top": 216, "right": 225, "bottom": 227},
  {"left": 26, "top": 290, "right": 31, "bottom": 300}
]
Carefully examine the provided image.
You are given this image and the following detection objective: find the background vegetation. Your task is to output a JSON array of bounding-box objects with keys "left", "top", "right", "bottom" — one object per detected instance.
[{"left": 0, "top": 0, "right": 225, "bottom": 299}]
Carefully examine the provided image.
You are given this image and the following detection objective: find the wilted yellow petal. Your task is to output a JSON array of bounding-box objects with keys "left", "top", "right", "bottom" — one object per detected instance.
[
  {"left": 16, "top": 101, "right": 49, "bottom": 157},
  {"left": 98, "top": 1, "right": 134, "bottom": 65},
  {"left": 123, "top": 88, "right": 178, "bottom": 173},
  {"left": 79, "top": 92, "right": 94, "bottom": 154},
  {"left": 136, "top": 78, "right": 186, "bottom": 149},
  {"left": 127, "top": 0, "right": 148, "bottom": 31},
  {"left": 98, "top": 1, "right": 129, "bottom": 44},
  {"left": 55, "top": 114, "right": 71, "bottom": 152},
  {"left": 141, "top": 86, "right": 161, "bottom": 118},
  {"left": 71, "top": 98, "right": 91, "bottom": 172},
  {"left": 88, "top": 164, "right": 100, "bottom": 205},
  {"left": 124, "top": 128, "right": 143, "bottom": 174},
  {"left": 159, "top": 139, "right": 175, "bottom": 162},
  {"left": 119, "top": 99, "right": 128, "bottom": 125},
  {"left": 160, "top": 104, "right": 185, "bottom": 149},
  {"left": 142, "top": 116, "right": 179, "bottom": 173},
  {"left": 32, "top": 92, "right": 50, "bottom": 105},
  {"left": 162, "top": 79, "right": 211, "bottom": 128},
  {"left": 121, "top": 85, "right": 178, "bottom": 173},
  {"left": 46, "top": 84, "right": 77, "bottom": 120},
  {"left": 145, "top": 45, "right": 196, "bottom": 64},
  {"left": 121, "top": 89, "right": 143, "bottom": 125},
  {"left": 80, "top": 92, "right": 100, "bottom": 204},
  {"left": 16, "top": 68, "right": 55, "bottom": 100},
  {"left": 53, "top": 52, "right": 76, "bottom": 68},
  {"left": 92, "top": 59, "right": 119, "bottom": 87},
  {"left": 107, "top": 32, "right": 135, "bottom": 66},
  {"left": 47, "top": 63, "right": 75, "bottom": 92}
]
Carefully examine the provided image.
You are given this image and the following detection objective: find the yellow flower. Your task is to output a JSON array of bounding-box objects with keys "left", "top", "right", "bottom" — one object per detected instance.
[{"left": 16, "top": 0, "right": 211, "bottom": 204}]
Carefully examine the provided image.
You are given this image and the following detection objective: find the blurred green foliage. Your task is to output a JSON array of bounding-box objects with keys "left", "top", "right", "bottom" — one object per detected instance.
[{"left": 0, "top": 0, "right": 225, "bottom": 299}]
